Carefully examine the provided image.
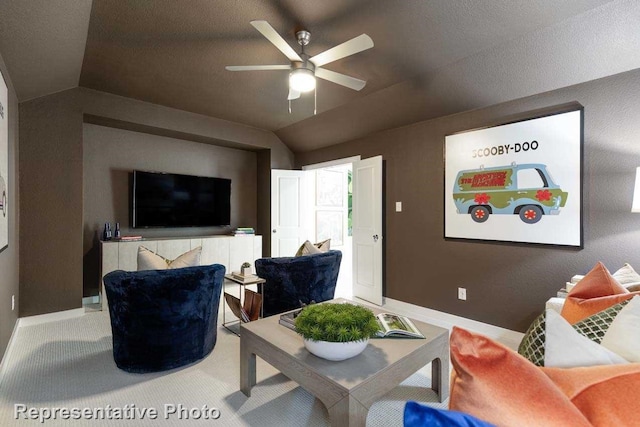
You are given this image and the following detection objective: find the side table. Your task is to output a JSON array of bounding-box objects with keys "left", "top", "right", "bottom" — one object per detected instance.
[{"left": 223, "top": 274, "right": 266, "bottom": 336}]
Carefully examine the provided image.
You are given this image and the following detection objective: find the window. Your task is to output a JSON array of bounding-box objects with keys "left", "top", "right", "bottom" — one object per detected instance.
[{"left": 517, "top": 168, "right": 545, "bottom": 189}]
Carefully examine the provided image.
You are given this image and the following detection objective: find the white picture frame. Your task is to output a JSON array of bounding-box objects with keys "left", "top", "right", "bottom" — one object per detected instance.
[{"left": 444, "top": 108, "right": 583, "bottom": 247}]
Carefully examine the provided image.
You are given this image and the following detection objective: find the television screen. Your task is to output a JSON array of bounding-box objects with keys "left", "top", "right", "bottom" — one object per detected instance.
[{"left": 132, "top": 170, "right": 231, "bottom": 228}]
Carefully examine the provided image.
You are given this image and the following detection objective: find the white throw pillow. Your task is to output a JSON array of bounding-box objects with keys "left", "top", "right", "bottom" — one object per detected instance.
[
  {"left": 544, "top": 309, "right": 628, "bottom": 368},
  {"left": 295, "top": 239, "right": 331, "bottom": 257},
  {"left": 601, "top": 296, "right": 640, "bottom": 362},
  {"left": 137, "top": 246, "right": 202, "bottom": 271},
  {"left": 612, "top": 263, "right": 640, "bottom": 288}
]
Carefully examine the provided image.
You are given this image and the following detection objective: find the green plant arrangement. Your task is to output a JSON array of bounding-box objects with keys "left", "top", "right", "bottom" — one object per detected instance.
[
  {"left": 294, "top": 303, "right": 380, "bottom": 343},
  {"left": 241, "top": 261, "right": 251, "bottom": 275}
]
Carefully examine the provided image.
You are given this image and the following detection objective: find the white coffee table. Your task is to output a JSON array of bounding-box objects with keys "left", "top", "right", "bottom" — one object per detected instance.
[{"left": 240, "top": 299, "right": 449, "bottom": 427}]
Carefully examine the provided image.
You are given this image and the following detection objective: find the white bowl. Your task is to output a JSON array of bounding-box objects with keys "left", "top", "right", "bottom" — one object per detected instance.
[{"left": 303, "top": 338, "right": 369, "bottom": 361}]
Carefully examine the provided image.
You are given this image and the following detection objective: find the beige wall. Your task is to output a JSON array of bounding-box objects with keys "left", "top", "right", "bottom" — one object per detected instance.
[
  {"left": 20, "top": 88, "right": 293, "bottom": 316},
  {"left": 296, "top": 68, "right": 640, "bottom": 332},
  {"left": 82, "top": 123, "right": 258, "bottom": 296},
  {"left": 0, "top": 51, "right": 19, "bottom": 358}
]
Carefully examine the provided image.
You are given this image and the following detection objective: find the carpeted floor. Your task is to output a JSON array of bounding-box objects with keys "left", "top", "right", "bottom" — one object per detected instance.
[{"left": 0, "top": 307, "right": 446, "bottom": 426}]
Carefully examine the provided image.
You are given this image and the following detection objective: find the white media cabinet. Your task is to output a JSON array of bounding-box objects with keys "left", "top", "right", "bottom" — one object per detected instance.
[{"left": 100, "top": 235, "right": 263, "bottom": 311}]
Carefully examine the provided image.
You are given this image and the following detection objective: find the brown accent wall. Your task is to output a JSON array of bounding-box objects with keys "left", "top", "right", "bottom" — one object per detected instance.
[
  {"left": 19, "top": 90, "right": 83, "bottom": 316},
  {"left": 0, "top": 51, "right": 19, "bottom": 359},
  {"left": 82, "top": 124, "right": 258, "bottom": 297},
  {"left": 256, "top": 149, "right": 272, "bottom": 256},
  {"left": 20, "top": 88, "right": 293, "bottom": 316},
  {"left": 296, "top": 68, "right": 640, "bottom": 332}
]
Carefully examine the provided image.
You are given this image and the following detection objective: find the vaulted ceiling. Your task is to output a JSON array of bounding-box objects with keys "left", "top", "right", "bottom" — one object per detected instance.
[{"left": 2, "top": 0, "right": 640, "bottom": 152}]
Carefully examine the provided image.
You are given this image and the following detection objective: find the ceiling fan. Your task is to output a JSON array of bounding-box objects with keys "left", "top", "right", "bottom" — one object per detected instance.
[{"left": 226, "top": 20, "right": 374, "bottom": 103}]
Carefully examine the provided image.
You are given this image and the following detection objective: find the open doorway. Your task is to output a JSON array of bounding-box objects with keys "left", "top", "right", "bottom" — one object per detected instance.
[
  {"left": 303, "top": 157, "right": 360, "bottom": 299},
  {"left": 272, "top": 154, "right": 383, "bottom": 305}
]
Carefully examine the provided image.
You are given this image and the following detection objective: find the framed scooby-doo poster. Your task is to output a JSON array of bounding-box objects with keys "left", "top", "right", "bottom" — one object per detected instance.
[{"left": 444, "top": 107, "right": 583, "bottom": 248}]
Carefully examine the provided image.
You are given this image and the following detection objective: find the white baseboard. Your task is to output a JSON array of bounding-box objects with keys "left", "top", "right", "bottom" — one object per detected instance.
[
  {"left": 82, "top": 296, "right": 100, "bottom": 305},
  {"left": 82, "top": 295, "right": 100, "bottom": 305},
  {"left": 0, "top": 318, "right": 21, "bottom": 386},
  {"left": 18, "top": 308, "right": 85, "bottom": 327},
  {"left": 1, "top": 308, "right": 86, "bottom": 387},
  {"left": 382, "top": 297, "right": 524, "bottom": 350}
]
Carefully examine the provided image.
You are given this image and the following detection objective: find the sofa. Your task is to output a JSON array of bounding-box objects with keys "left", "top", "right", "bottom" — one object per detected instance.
[
  {"left": 103, "top": 263, "right": 225, "bottom": 373},
  {"left": 546, "top": 261, "right": 640, "bottom": 315},
  {"left": 255, "top": 250, "right": 342, "bottom": 317},
  {"left": 444, "top": 326, "right": 640, "bottom": 427},
  {"left": 405, "top": 261, "right": 640, "bottom": 427}
]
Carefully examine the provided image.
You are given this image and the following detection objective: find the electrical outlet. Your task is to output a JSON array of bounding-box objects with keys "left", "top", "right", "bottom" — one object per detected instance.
[
  {"left": 395, "top": 201, "right": 402, "bottom": 212},
  {"left": 458, "top": 287, "right": 467, "bottom": 301},
  {"left": 11, "top": 295, "right": 15, "bottom": 311}
]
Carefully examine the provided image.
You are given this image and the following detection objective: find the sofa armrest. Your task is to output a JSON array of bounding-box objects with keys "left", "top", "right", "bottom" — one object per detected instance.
[{"left": 546, "top": 297, "right": 566, "bottom": 314}]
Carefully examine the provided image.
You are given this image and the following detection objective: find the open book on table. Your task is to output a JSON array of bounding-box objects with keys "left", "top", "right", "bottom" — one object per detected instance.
[{"left": 374, "top": 313, "right": 425, "bottom": 338}]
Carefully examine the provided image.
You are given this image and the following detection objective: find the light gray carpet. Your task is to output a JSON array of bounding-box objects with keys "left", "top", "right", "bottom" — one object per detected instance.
[{"left": 0, "top": 309, "right": 446, "bottom": 426}]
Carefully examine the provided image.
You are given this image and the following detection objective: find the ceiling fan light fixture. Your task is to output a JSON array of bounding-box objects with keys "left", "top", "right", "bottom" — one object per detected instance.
[
  {"left": 289, "top": 68, "right": 316, "bottom": 93},
  {"left": 227, "top": 20, "right": 373, "bottom": 106}
]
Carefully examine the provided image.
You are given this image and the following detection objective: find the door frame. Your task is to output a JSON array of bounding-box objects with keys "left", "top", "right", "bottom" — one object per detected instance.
[
  {"left": 301, "top": 156, "right": 361, "bottom": 171},
  {"left": 299, "top": 155, "right": 384, "bottom": 305},
  {"left": 351, "top": 156, "right": 383, "bottom": 306}
]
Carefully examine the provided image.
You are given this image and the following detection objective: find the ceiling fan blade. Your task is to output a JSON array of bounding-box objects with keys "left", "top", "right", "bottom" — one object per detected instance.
[
  {"left": 287, "top": 88, "right": 301, "bottom": 100},
  {"left": 225, "top": 65, "right": 291, "bottom": 71},
  {"left": 315, "top": 68, "right": 366, "bottom": 91},
  {"left": 309, "top": 34, "right": 373, "bottom": 67},
  {"left": 250, "top": 20, "right": 302, "bottom": 62}
]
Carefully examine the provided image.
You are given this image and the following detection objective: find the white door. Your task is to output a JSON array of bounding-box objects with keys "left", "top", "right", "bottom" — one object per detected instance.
[
  {"left": 271, "top": 170, "right": 312, "bottom": 257},
  {"left": 352, "top": 156, "right": 383, "bottom": 305}
]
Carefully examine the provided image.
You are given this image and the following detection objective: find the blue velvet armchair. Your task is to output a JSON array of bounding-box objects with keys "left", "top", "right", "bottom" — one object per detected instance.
[
  {"left": 103, "top": 264, "right": 225, "bottom": 373},
  {"left": 255, "top": 250, "right": 342, "bottom": 317}
]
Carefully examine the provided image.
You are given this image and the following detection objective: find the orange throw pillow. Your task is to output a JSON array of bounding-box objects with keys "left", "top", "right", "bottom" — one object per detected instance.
[
  {"left": 543, "top": 364, "right": 640, "bottom": 427},
  {"left": 568, "top": 262, "right": 627, "bottom": 298},
  {"left": 449, "top": 327, "right": 591, "bottom": 427},
  {"left": 561, "top": 262, "right": 634, "bottom": 324}
]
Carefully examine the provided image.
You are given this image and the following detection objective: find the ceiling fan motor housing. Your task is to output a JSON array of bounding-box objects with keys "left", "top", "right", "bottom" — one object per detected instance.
[
  {"left": 291, "top": 31, "right": 316, "bottom": 92},
  {"left": 291, "top": 56, "right": 315, "bottom": 73},
  {"left": 296, "top": 30, "right": 311, "bottom": 46}
]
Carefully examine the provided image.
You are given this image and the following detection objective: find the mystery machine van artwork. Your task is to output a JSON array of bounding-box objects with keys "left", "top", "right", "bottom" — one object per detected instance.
[{"left": 452, "top": 162, "right": 568, "bottom": 224}]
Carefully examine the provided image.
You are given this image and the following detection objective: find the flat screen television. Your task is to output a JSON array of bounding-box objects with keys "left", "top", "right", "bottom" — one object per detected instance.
[{"left": 132, "top": 170, "right": 231, "bottom": 228}]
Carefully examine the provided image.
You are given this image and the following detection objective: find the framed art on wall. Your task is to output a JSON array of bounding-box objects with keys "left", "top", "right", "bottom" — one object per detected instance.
[
  {"left": 0, "top": 69, "right": 8, "bottom": 253},
  {"left": 444, "top": 107, "right": 583, "bottom": 248}
]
